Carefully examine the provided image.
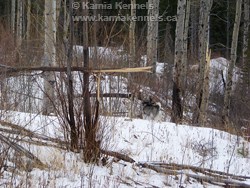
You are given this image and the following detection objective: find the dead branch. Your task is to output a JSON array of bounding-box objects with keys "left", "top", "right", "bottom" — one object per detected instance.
[
  {"left": 0, "top": 65, "right": 152, "bottom": 76},
  {"left": 99, "top": 149, "right": 249, "bottom": 182},
  {"left": 0, "top": 133, "right": 47, "bottom": 170},
  {"left": 138, "top": 162, "right": 250, "bottom": 188},
  {"left": 75, "top": 93, "right": 132, "bottom": 98},
  {"left": 0, "top": 121, "right": 66, "bottom": 145},
  {"left": 0, "top": 127, "right": 66, "bottom": 150},
  {"left": 147, "top": 162, "right": 250, "bottom": 180},
  {"left": 98, "top": 150, "right": 250, "bottom": 187},
  {"left": 2, "top": 120, "right": 249, "bottom": 187}
]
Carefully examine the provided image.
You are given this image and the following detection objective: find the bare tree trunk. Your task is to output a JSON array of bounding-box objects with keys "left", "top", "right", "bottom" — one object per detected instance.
[
  {"left": 63, "top": 0, "right": 70, "bottom": 43},
  {"left": 26, "top": 0, "right": 31, "bottom": 40},
  {"left": 192, "top": 0, "right": 213, "bottom": 124},
  {"left": 16, "top": 0, "right": 23, "bottom": 44},
  {"left": 11, "top": 0, "right": 16, "bottom": 35},
  {"left": 164, "top": 23, "right": 174, "bottom": 65},
  {"left": 129, "top": 0, "right": 136, "bottom": 66},
  {"left": 241, "top": 0, "right": 250, "bottom": 97},
  {"left": 197, "top": 1, "right": 213, "bottom": 126},
  {"left": 93, "top": 0, "right": 101, "bottom": 67},
  {"left": 63, "top": 0, "right": 78, "bottom": 151},
  {"left": 43, "top": 0, "right": 57, "bottom": 115},
  {"left": 222, "top": 0, "right": 242, "bottom": 125},
  {"left": 171, "top": 0, "right": 186, "bottom": 123},
  {"left": 190, "top": 0, "right": 199, "bottom": 59},
  {"left": 243, "top": 0, "right": 250, "bottom": 66},
  {"left": 147, "top": 0, "right": 159, "bottom": 72},
  {"left": 56, "top": 0, "right": 62, "bottom": 19},
  {"left": 181, "top": 0, "right": 191, "bottom": 98},
  {"left": 15, "top": 0, "right": 23, "bottom": 64},
  {"left": 226, "top": 0, "right": 230, "bottom": 59},
  {"left": 82, "top": 0, "right": 100, "bottom": 163},
  {"left": 199, "top": 47, "right": 211, "bottom": 125},
  {"left": 128, "top": 0, "right": 136, "bottom": 118}
]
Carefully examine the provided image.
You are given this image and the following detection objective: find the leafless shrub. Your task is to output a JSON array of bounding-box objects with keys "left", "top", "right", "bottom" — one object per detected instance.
[
  {"left": 0, "top": 142, "right": 10, "bottom": 178},
  {"left": 192, "top": 139, "right": 218, "bottom": 160}
]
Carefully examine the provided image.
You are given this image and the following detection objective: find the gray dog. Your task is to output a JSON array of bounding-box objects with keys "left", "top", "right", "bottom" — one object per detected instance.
[{"left": 142, "top": 98, "right": 161, "bottom": 120}]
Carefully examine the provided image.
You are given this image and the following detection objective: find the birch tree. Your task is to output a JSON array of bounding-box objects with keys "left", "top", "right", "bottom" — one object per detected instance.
[
  {"left": 199, "top": 47, "right": 211, "bottom": 126},
  {"left": 11, "top": 0, "right": 15, "bottom": 35},
  {"left": 192, "top": 0, "right": 213, "bottom": 124},
  {"left": 171, "top": 0, "right": 186, "bottom": 123},
  {"left": 222, "top": 0, "right": 242, "bottom": 125},
  {"left": 147, "top": 0, "right": 159, "bottom": 72},
  {"left": 128, "top": 0, "right": 136, "bottom": 118},
  {"left": 43, "top": 0, "right": 57, "bottom": 114}
]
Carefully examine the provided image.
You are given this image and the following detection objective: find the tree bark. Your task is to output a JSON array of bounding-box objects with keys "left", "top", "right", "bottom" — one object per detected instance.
[
  {"left": 181, "top": 0, "right": 191, "bottom": 99},
  {"left": 129, "top": 0, "right": 136, "bottom": 66},
  {"left": 43, "top": 0, "right": 57, "bottom": 115},
  {"left": 147, "top": 0, "right": 159, "bottom": 72},
  {"left": 222, "top": 0, "right": 242, "bottom": 125},
  {"left": 190, "top": 0, "right": 199, "bottom": 59},
  {"left": 243, "top": 0, "right": 250, "bottom": 66},
  {"left": 171, "top": 0, "right": 186, "bottom": 123},
  {"left": 192, "top": 0, "right": 213, "bottom": 124},
  {"left": 26, "top": 0, "right": 31, "bottom": 40},
  {"left": 11, "top": 0, "right": 16, "bottom": 35},
  {"left": 198, "top": 48, "right": 211, "bottom": 125},
  {"left": 82, "top": 0, "right": 100, "bottom": 163},
  {"left": 64, "top": 0, "right": 78, "bottom": 151},
  {"left": 16, "top": 0, "right": 23, "bottom": 44},
  {"left": 92, "top": 0, "right": 102, "bottom": 67}
]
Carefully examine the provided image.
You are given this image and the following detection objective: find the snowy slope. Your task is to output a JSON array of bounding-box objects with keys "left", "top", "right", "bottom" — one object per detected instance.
[{"left": 1, "top": 111, "right": 249, "bottom": 187}]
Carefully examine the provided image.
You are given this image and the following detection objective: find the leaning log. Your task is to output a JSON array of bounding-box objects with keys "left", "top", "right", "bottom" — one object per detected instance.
[{"left": 0, "top": 133, "right": 47, "bottom": 170}]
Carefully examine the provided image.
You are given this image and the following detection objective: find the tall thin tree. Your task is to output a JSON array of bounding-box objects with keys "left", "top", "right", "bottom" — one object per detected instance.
[
  {"left": 171, "top": 0, "right": 186, "bottom": 123},
  {"left": 64, "top": 0, "right": 78, "bottom": 151},
  {"left": 43, "top": 0, "right": 57, "bottom": 114},
  {"left": 243, "top": 0, "right": 250, "bottom": 66},
  {"left": 147, "top": 0, "right": 159, "bottom": 72},
  {"left": 11, "top": 0, "right": 15, "bottom": 35},
  {"left": 181, "top": 0, "right": 191, "bottom": 98},
  {"left": 192, "top": 0, "right": 213, "bottom": 124},
  {"left": 129, "top": 0, "right": 136, "bottom": 66},
  {"left": 82, "top": 0, "right": 100, "bottom": 163},
  {"left": 26, "top": 0, "right": 31, "bottom": 40},
  {"left": 222, "top": 0, "right": 242, "bottom": 125}
]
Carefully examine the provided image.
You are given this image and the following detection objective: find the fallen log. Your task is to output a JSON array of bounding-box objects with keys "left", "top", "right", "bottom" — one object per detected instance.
[
  {"left": 147, "top": 162, "right": 250, "bottom": 180},
  {"left": 100, "top": 149, "right": 135, "bottom": 163},
  {"left": 138, "top": 162, "right": 250, "bottom": 188}
]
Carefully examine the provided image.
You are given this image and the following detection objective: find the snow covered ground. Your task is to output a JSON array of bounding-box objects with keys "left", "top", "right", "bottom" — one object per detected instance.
[
  {"left": 0, "top": 111, "right": 249, "bottom": 187},
  {"left": 0, "top": 47, "right": 247, "bottom": 187}
]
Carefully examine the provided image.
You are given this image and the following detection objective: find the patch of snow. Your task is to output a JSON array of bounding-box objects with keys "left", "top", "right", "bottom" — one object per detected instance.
[{"left": 210, "top": 57, "right": 240, "bottom": 94}]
